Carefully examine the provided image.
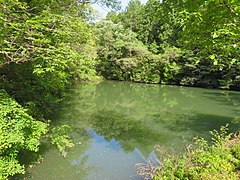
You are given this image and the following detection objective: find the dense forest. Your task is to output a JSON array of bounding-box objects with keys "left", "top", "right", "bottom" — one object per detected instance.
[
  {"left": 100, "top": 0, "right": 239, "bottom": 89},
  {"left": 0, "top": 0, "right": 239, "bottom": 179}
]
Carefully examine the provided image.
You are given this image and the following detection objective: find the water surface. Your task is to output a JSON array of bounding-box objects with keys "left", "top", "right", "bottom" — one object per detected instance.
[{"left": 25, "top": 81, "right": 240, "bottom": 179}]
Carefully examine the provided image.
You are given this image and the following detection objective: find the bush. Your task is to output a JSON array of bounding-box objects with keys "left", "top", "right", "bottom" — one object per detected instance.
[
  {"left": 0, "top": 90, "right": 47, "bottom": 179},
  {"left": 138, "top": 125, "right": 240, "bottom": 180}
]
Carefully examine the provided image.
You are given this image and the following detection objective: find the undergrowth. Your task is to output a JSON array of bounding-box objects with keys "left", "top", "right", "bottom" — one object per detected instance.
[{"left": 137, "top": 125, "right": 240, "bottom": 180}]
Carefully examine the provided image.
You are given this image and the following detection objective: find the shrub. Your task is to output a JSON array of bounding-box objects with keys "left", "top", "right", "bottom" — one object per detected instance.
[
  {"left": 0, "top": 90, "right": 47, "bottom": 179},
  {"left": 138, "top": 125, "right": 240, "bottom": 180}
]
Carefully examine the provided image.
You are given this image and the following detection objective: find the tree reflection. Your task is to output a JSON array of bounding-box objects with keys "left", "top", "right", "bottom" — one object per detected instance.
[
  {"left": 58, "top": 80, "right": 240, "bottom": 156},
  {"left": 91, "top": 109, "right": 165, "bottom": 155}
]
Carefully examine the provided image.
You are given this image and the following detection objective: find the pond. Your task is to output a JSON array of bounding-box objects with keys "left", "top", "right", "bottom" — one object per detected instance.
[{"left": 24, "top": 81, "right": 240, "bottom": 179}]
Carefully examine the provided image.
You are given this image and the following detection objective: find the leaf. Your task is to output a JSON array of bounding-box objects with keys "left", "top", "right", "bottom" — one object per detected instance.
[
  {"left": 231, "top": 58, "right": 237, "bottom": 64},
  {"left": 212, "top": 32, "right": 219, "bottom": 39},
  {"left": 214, "top": 59, "right": 218, "bottom": 65},
  {"left": 209, "top": 54, "right": 215, "bottom": 60}
]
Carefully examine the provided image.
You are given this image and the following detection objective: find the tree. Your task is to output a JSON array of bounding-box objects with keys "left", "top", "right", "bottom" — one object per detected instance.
[
  {"left": 103, "top": 0, "right": 240, "bottom": 89},
  {"left": 178, "top": 0, "right": 240, "bottom": 88},
  {"left": 0, "top": 0, "right": 96, "bottom": 177}
]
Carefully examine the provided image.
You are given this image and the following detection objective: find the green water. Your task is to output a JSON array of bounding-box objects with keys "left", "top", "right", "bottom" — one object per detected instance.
[{"left": 24, "top": 81, "right": 240, "bottom": 179}]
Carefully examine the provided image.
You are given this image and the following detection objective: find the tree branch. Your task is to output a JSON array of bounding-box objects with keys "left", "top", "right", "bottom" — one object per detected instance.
[{"left": 222, "top": 2, "right": 240, "bottom": 18}]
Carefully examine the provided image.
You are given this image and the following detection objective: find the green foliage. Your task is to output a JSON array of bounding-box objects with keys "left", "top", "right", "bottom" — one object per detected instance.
[
  {"left": 147, "top": 125, "right": 240, "bottom": 180},
  {"left": 93, "top": 0, "right": 121, "bottom": 11},
  {"left": 178, "top": 0, "right": 240, "bottom": 89},
  {"left": 0, "top": 0, "right": 239, "bottom": 177},
  {"left": 94, "top": 20, "right": 184, "bottom": 84},
  {"left": 0, "top": 0, "right": 96, "bottom": 118},
  {"left": 0, "top": 90, "right": 47, "bottom": 179},
  {"left": 104, "top": 0, "right": 240, "bottom": 90},
  {"left": 153, "top": 158, "right": 187, "bottom": 180},
  {"left": 0, "top": 0, "right": 96, "bottom": 178},
  {"left": 50, "top": 125, "right": 74, "bottom": 157}
]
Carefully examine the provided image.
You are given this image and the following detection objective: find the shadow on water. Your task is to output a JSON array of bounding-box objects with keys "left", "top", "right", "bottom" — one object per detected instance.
[
  {"left": 10, "top": 141, "right": 53, "bottom": 180},
  {"left": 202, "top": 90, "right": 240, "bottom": 108},
  {"left": 150, "top": 111, "right": 239, "bottom": 133},
  {"left": 186, "top": 113, "right": 239, "bottom": 133},
  {"left": 201, "top": 90, "right": 240, "bottom": 126}
]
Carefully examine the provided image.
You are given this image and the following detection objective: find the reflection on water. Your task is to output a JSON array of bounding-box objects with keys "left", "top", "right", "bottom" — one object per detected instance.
[{"left": 25, "top": 81, "right": 240, "bottom": 179}]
